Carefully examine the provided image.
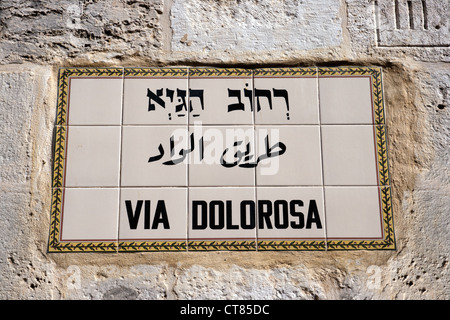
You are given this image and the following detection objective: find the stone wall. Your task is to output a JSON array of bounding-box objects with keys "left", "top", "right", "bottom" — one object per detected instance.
[{"left": 0, "top": 0, "right": 448, "bottom": 299}]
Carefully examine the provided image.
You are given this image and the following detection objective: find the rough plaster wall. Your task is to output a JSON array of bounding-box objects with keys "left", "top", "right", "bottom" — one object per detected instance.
[
  {"left": 170, "top": 0, "right": 342, "bottom": 54},
  {"left": 0, "top": 0, "right": 448, "bottom": 300}
]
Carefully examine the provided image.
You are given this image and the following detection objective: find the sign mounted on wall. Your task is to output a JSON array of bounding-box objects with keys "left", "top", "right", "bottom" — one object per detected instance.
[{"left": 48, "top": 67, "right": 395, "bottom": 252}]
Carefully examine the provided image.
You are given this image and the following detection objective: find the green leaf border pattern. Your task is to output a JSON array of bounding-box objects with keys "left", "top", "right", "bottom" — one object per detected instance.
[
  {"left": 318, "top": 67, "right": 395, "bottom": 250},
  {"left": 254, "top": 67, "right": 317, "bottom": 77},
  {"left": 118, "top": 241, "right": 187, "bottom": 252},
  {"left": 257, "top": 240, "right": 326, "bottom": 251},
  {"left": 187, "top": 240, "right": 256, "bottom": 251},
  {"left": 48, "top": 68, "right": 123, "bottom": 253},
  {"left": 124, "top": 68, "right": 188, "bottom": 78},
  {"left": 189, "top": 68, "right": 252, "bottom": 78}
]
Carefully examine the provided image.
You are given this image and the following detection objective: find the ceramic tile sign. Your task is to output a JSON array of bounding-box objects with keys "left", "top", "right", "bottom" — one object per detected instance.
[{"left": 48, "top": 67, "right": 395, "bottom": 252}]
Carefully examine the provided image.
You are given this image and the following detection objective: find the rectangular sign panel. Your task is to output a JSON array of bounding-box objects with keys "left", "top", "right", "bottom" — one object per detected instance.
[{"left": 48, "top": 67, "right": 395, "bottom": 252}]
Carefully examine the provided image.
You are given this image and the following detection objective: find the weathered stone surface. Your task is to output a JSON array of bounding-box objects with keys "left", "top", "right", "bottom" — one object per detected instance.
[
  {"left": 376, "top": 0, "right": 449, "bottom": 46},
  {"left": 0, "top": 0, "right": 165, "bottom": 64},
  {"left": 0, "top": 67, "right": 55, "bottom": 299},
  {"left": 173, "top": 265, "right": 326, "bottom": 299},
  {"left": 0, "top": 72, "right": 34, "bottom": 185},
  {"left": 384, "top": 65, "right": 449, "bottom": 299},
  {"left": 346, "top": 0, "right": 450, "bottom": 63},
  {"left": 171, "top": 0, "right": 342, "bottom": 54}
]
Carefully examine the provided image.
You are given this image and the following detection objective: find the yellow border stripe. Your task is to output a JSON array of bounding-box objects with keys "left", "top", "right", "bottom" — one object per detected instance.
[
  {"left": 124, "top": 68, "right": 188, "bottom": 77},
  {"left": 187, "top": 240, "right": 256, "bottom": 251},
  {"left": 189, "top": 68, "right": 252, "bottom": 77},
  {"left": 118, "top": 241, "right": 187, "bottom": 252},
  {"left": 48, "top": 68, "right": 124, "bottom": 253},
  {"left": 257, "top": 240, "right": 326, "bottom": 251},
  {"left": 254, "top": 67, "right": 317, "bottom": 77}
]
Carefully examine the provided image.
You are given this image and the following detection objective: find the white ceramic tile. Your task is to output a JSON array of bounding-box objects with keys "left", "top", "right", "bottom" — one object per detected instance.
[
  {"left": 256, "top": 187, "right": 326, "bottom": 241},
  {"left": 254, "top": 74, "right": 319, "bottom": 124},
  {"left": 188, "top": 125, "right": 255, "bottom": 186},
  {"left": 319, "top": 76, "right": 374, "bottom": 124},
  {"left": 255, "top": 126, "right": 323, "bottom": 186},
  {"left": 119, "top": 188, "right": 187, "bottom": 241},
  {"left": 67, "top": 77, "right": 123, "bottom": 125},
  {"left": 120, "top": 126, "right": 188, "bottom": 187},
  {"left": 321, "top": 125, "right": 378, "bottom": 186},
  {"left": 60, "top": 188, "right": 119, "bottom": 242},
  {"left": 123, "top": 72, "right": 188, "bottom": 125},
  {"left": 189, "top": 69, "right": 254, "bottom": 125},
  {"left": 188, "top": 187, "right": 256, "bottom": 241},
  {"left": 64, "top": 126, "right": 121, "bottom": 187},
  {"left": 324, "top": 187, "right": 384, "bottom": 239}
]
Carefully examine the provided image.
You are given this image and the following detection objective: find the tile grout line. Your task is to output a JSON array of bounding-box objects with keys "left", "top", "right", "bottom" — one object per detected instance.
[
  {"left": 59, "top": 123, "right": 384, "bottom": 127},
  {"left": 251, "top": 70, "right": 258, "bottom": 251},
  {"left": 316, "top": 67, "right": 328, "bottom": 251},
  {"left": 186, "top": 67, "right": 190, "bottom": 252},
  {"left": 59, "top": 184, "right": 388, "bottom": 189},
  {"left": 116, "top": 67, "right": 125, "bottom": 252}
]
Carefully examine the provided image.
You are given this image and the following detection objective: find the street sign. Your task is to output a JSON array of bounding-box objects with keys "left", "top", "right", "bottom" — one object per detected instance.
[{"left": 48, "top": 67, "right": 395, "bottom": 252}]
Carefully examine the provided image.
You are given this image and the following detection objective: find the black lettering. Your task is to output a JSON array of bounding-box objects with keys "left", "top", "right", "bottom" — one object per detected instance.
[
  {"left": 289, "top": 200, "right": 305, "bottom": 229},
  {"left": 166, "top": 88, "right": 175, "bottom": 102},
  {"left": 125, "top": 200, "right": 142, "bottom": 230},
  {"left": 147, "top": 88, "right": 165, "bottom": 111},
  {"left": 240, "top": 200, "right": 255, "bottom": 229},
  {"left": 243, "top": 88, "right": 253, "bottom": 111},
  {"left": 273, "top": 88, "right": 290, "bottom": 119},
  {"left": 192, "top": 201, "right": 207, "bottom": 229},
  {"left": 255, "top": 89, "right": 272, "bottom": 111},
  {"left": 306, "top": 200, "right": 322, "bottom": 229},
  {"left": 226, "top": 200, "right": 239, "bottom": 229},
  {"left": 152, "top": 200, "right": 170, "bottom": 229},
  {"left": 227, "top": 89, "right": 245, "bottom": 112},
  {"left": 189, "top": 89, "right": 204, "bottom": 112},
  {"left": 175, "top": 89, "right": 187, "bottom": 112},
  {"left": 144, "top": 200, "right": 151, "bottom": 229},
  {"left": 274, "top": 200, "right": 288, "bottom": 229},
  {"left": 210, "top": 200, "right": 224, "bottom": 229},
  {"left": 258, "top": 200, "right": 273, "bottom": 229}
]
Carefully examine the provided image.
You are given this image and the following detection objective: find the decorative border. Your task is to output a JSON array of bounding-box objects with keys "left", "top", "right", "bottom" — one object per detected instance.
[
  {"left": 375, "top": 125, "right": 391, "bottom": 187},
  {"left": 124, "top": 67, "right": 188, "bottom": 78},
  {"left": 254, "top": 67, "right": 317, "bottom": 77},
  {"left": 118, "top": 241, "right": 187, "bottom": 252},
  {"left": 51, "top": 125, "right": 66, "bottom": 189},
  {"left": 188, "top": 240, "right": 256, "bottom": 251},
  {"left": 48, "top": 66, "right": 395, "bottom": 252},
  {"left": 318, "top": 66, "right": 390, "bottom": 187},
  {"left": 253, "top": 67, "right": 322, "bottom": 251},
  {"left": 256, "top": 67, "right": 394, "bottom": 251},
  {"left": 55, "top": 68, "right": 124, "bottom": 127},
  {"left": 318, "top": 66, "right": 385, "bottom": 125},
  {"left": 318, "top": 66, "right": 394, "bottom": 250},
  {"left": 48, "top": 68, "right": 123, "bottom": 253},
  {"left": 326, "top": 186, "right": 395, "bottom": 250},
  {"left": 48, "top": 188, "right": 118, "bottom": 252},
  {"left": 257, "top": 240, "right": 326, "bottom": 251},
  {"left": 189, "top": 67, "right": 252, "bottom": 77}
]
